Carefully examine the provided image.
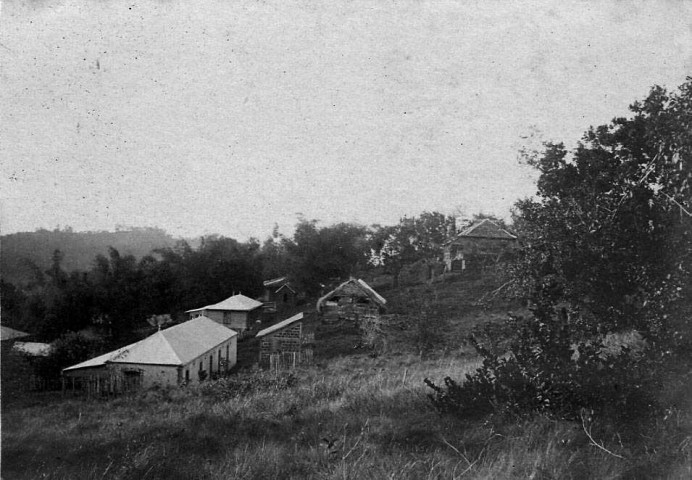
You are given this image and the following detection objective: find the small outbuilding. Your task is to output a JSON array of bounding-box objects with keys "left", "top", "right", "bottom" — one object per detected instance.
[
  {"left": 443, "top": 219, "right": 517, "bottom": 273},
  {"left": 256, "top": 312, "right": 305, "bottom": 368},
  {"left": 261, "top": 277, "right": 298, "bottom": 313},
  {"left": 63, "top": 316, "right": 238, "bottom": 393},
  {"left": 316, "top": 278, "right": 387, "bottom": 323},
  {"left": 186, "top": 293, "right": 263, "bottom": 333}
]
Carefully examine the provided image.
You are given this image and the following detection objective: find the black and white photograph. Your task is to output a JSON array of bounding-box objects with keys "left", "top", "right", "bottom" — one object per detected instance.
[{"left": 1, "top": 1, "right": 690, "bottom": 478}]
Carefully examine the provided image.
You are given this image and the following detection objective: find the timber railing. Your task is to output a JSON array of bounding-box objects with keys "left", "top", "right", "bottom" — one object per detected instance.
[{"left": 268, "top": 349, "right": 313, "bottom": 373}]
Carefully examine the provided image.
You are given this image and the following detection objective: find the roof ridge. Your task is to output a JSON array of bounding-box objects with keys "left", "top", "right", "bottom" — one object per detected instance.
[{"left": 154, "top": 330, "right": 184, "bottom": 363}]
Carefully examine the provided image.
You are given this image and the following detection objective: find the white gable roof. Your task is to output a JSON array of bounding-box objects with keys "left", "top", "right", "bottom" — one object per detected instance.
[
  {"left": 63, "top": 316, "right": 237, "bottom": 372},
  {"left": 1, "top": 325, "right": 30, "bottom": 341},
  {"left": 186, "top": 294, "right": 263, "bottom": 313},
  {"left": 256, "top": 312, "right": 303, "bottom": 338},
  {"left": 63, "top": 344, "right": 132, "bottom": 372}
]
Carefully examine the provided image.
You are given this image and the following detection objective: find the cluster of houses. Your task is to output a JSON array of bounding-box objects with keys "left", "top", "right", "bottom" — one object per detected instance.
[
  {"left": 4, "top": 220, "right": 516, "bottom": 395},
  {"left": 58, "top": 276, "right": 394, "bottom": 394}
]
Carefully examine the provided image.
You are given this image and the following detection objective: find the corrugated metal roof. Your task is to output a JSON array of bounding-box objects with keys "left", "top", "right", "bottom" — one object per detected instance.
[
  {"left": 63, "top": 344, "right": 133, "bottom": 372},
  {"left": 150, "top": 316, "right": 236, "bottom": 364},
  {"left": 63, "top": 316, "right": 237, "bottom": 372},
  {"left": 110, "top": 331, "right": 182, "bottom": 365},
  {"left": 186, "top": 294, "right": 263, "bottom": 313},
  {"left": 1, "top": 326, "right": 30, "bottom": 341},
  {"left": 256, "top": 312, "right": 303, "bottom": 337}
]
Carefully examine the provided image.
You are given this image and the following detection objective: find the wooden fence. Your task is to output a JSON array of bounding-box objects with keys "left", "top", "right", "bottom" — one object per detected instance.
[
  {"left": 62, "top": 372, "right": 143, "bottom": 397},
  {"left": 268, "top": 348, "right": 313, "bottom": 373},
  {"left": 28, "top": 375, "right": 62, "bottom": 392}
]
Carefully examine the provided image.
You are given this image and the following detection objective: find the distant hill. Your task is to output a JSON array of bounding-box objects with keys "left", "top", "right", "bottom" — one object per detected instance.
[{"left": 1, "top": 228, "right": 184, "bottom": 285}]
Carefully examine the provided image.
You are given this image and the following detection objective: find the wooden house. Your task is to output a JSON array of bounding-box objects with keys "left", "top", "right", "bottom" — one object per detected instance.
[
  {"left": 443, "top": 219, "right": 517, "bottom": 273},
  {"left": 316, "top": 278, "right": 387, "bottom": 323},
  {"left": 186, "top": 293, "right": 263, "bottom": 333},
  {"left": 256, "top": 312, "right": 305, "bottom": 368},
  {"left": 261, "top": 277, "right": 298, "bottom": 313},
  {"left": 63, "top": 316, "right": 237, "bottom": 393}
]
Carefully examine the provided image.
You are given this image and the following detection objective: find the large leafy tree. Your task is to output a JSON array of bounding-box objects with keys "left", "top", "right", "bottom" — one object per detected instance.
[
  {"left": 368, "top": 211, "right": 455, "bottom": 283},
  {"left": 428, "top": 79, "right": 692, "bottom": 420},
  {"left": 283, "top": 220, "right": 370, "bottom": 294},
  {"left": 512, "top": 79, "right": 691, "bottom": 339}
]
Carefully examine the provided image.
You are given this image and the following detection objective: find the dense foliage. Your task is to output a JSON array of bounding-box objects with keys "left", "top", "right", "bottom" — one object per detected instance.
[
  {"left": 428, "top": 79, "right": 692, "bottom": 420},
  {"left": 0, "top": 227, "right": 177, "bottom": 285},
  {"left": 1, "top": 210, "right": 461, "bottom": 347},
  {"left": 1, "top": 237, "right": 265, "bottom": 343},
  {"left": 368, "top": 212, "right": 456, "bottom": 286}
]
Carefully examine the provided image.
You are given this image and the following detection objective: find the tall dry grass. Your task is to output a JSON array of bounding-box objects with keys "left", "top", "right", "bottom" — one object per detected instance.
[{"left": 3, "top": 353, "right": 690, "bottom": 479}]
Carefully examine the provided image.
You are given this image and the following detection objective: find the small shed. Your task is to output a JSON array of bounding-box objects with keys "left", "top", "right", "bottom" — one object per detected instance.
[
  {"left": 261, "top": 277, "right": 298, "bottom": 313},
  {"left": 256, "top": 312, "right": 304, "bottom": 368},
  {"left": 443, "top": 219, "right": 517, "bottom": 272},
  {"left": 316, "top": 278, "right": 387, "bottom": 323},
  {"left": 186, "top": 294, "right": 263, "bottom": 333},
  {"left": 63, "top": 316, "right": 238, "bottom": 393}
]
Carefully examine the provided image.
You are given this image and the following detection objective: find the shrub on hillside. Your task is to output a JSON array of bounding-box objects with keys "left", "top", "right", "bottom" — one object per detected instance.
[
  {"left": 27, "top": 331, "right": 106, "bottom": 387},
  {"left": 427, "top": 79, "right": 691, "bottom": 423},
  {"left": 426, "top": 307, "right": 663, "bottom": 421}
]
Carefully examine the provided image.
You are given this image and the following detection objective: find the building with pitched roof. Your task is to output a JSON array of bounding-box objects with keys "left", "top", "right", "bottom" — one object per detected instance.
[
  {"left": 316, "top": 278, "right": 387, "bottom": 323},
  {"left": 63, "top": 316, "right": 238, "bottom": 390},
  {"left": 443, "top": 219, "right": 518, "bottom": 272},
  {"left": 256, "top": 312, "right": 305, "bottom": 368},
  {"left": 186, "top": 293, "right": 263, "bottom": 332},
  {"left": 261, "top": 277, "right": 298, "bottom": 313}
]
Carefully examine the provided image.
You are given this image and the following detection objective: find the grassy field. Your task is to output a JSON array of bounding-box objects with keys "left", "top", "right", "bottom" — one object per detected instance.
[{"left": 2, "top": 276, "right": 690, "bottom": 479}]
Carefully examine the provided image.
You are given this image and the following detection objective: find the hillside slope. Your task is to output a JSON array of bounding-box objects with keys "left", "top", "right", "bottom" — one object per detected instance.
[
  {"left": 2, "top": 274, "right": 690, "bottom": 479},
  {"left": 1, "top": 228, "right": 180, "bottom": 285}
]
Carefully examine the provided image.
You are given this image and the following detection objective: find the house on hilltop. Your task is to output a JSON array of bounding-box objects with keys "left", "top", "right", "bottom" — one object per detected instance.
[
  {"left": 186, "top": 293, "right": 263, "bottom": 333},
  {"left": 443, "top": 219, "right": 517, "bottom": 273},
  {"left": 316, "top": 278, "right": 387, "bottom": 323},
  {"left": 63, "top": 316, "right": 238, "bottom": 393},
  {"left": 261, "top": 277, "right": 298, "bottom": 313}
]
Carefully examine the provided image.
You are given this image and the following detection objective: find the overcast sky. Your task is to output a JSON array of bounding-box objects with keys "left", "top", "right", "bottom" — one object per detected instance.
[{"left": 1, "top": 0, "right": 691, "bottom": 240}]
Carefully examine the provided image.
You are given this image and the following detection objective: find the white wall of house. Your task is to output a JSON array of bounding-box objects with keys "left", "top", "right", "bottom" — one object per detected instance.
[
  {"left": 64, "top": 336, "right": 238, "bottom": 389},
  {"left": 227, "top": 311, "right": 247, "bottom": 330},
  {"left": 113, "top": 363, "right": 180, "bottom": 388},
  {"left": 179, "top": 335, "right": 237, "bottom": 384},
  {"left": 191, "top": 309, "right": 249, "bottom": 331},
  {"left": 190, "top": 309, "right": 224, "bottom": 324}
]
